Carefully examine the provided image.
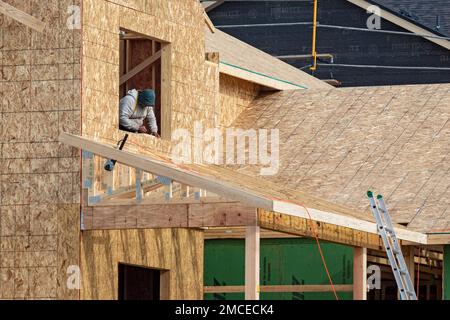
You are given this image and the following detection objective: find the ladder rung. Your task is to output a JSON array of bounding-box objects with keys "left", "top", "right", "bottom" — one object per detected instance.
[{"left": 399, "top": 269, "right": 407, "bottom": 275}]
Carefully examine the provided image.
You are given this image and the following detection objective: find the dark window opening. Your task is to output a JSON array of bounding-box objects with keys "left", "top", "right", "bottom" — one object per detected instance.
[
  {"left": 119, "top": 29, "right": 163, "bottom": 136},
  {"left": 118, "top": 264, "right": 161, "bottom": 300}
]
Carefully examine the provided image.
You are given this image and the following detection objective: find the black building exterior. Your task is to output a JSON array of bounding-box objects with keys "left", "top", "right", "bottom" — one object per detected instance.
[{"left": 206, "top": 0, "right": 450, "bottom": 87}]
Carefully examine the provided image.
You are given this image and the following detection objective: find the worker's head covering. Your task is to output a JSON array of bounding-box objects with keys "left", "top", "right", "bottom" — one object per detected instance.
[{"left": 138, "top": 89, "right": 156, "bottom": 106}]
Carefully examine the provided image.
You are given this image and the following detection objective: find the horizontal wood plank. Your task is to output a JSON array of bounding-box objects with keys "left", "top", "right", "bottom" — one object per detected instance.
[
  {"left": 82, "top": 202, "right": 256, "bottom": 230},
  {"left": 204, "top": 285, "right": 353, "bottom": 293}
]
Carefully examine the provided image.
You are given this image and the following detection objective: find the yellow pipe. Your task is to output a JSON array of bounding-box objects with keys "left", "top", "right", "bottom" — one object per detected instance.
[{"left": 310, "top": 0, "right": 318, "bottom": 71}]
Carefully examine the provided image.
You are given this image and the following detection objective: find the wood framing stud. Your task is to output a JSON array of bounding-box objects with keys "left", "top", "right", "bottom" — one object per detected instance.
[
  {"left": 204, "top": 12, "right": 215, "bottom": 33},
  {"left": 120, "top": 50, "right": 162, "bottom": 85},
  {"left": 444, "top": 245, "right": 450, "bottom": 300},
  {"left": 353, "top": 247, "right": 367, "bottom": 300},
  {"left": 245, "top": 226, "right": 260, "bottom": 300},
  {"left": 403, "top": 246, "right": 415, "bottom": 286},
  {"left": 160, "top": 44, "right": 172, "bottom": 140},
  {"left": 135, "top": 169, "right": 143, "bottom": 203}
]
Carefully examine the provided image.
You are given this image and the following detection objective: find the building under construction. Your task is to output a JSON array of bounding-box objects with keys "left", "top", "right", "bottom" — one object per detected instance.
[{"left": 0, "top": 0, "right": 448, "bottom": 300}]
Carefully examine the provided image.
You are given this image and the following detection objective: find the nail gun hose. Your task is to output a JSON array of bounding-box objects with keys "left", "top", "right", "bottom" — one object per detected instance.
[{"left": 111, "top": 134, "right": 129, "bottom": 166}]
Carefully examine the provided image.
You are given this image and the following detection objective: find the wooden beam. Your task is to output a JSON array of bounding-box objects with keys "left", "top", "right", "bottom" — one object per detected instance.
[
  {"left": 102, "top": 181, "right": 164, "bottom": 200},
  {"left": 93, "top": 196, "right": 233, "bottom": 207},
  {"left": 160, "top": 44, "right": 172, "bottom": 140},
  {"left": 204, "top": 284, "right": 353, "bottom": 293},
  {"left": 403, "top": 246, "right": 415, "bottom": 286},
  {"left": 259, "top": 209, "right": 382, "bottom": 250},
  {"left": 0, "top": 0, "right": 45, "bottom": 33},
  {"left": 219, "top": 62, "right": 301, "bottom": 91},
  {"left": 353, "top": 247, "right": 367, "bottom": 300},
  {"left": 82, "top": 202, "right": 257, "bottom": 230},
  {"left": 428, "top": 234, "right": 450, "bottom": 245},
  {"left": 367, "top": 255, "right": 442, "bottom": 276},
  {"left": 204, "top": 227, "right": 302, "bottom": 239},
  {"left": 271, "top": 202, "right": 427, "bottom": 245},
  {"left": 120, "top": 50, "right": 161, "bottom": 86},
  {"left": 204, "top": 12, "right": 216, "bottom": 33},
  {"left": 189, "top": 203, "right": 257, "bottom": 228},
  {"left": 125, "top": 39, "right": 130, "bottom": 92},
  {"left": 160, "top": 271, "right": 170, "bottom": 300},
  {"left": 245, "top": 226, "right": 260, "bottom": 300},
  {"left": 152, "top": 40, "right": 156, "bottom": 89}
]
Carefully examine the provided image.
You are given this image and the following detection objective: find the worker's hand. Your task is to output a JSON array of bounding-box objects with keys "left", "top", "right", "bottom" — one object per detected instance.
[
  {"left": 138, "top": 126, "right": 148, "bottom": 134},
  {"left": 151, "top": 132, "right": 161, "bottom": 139}
]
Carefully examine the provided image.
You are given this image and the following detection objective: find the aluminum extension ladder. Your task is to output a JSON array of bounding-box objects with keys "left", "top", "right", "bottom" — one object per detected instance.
[{"left": 367, "top": 191, "right": 418, "bottom": 300}]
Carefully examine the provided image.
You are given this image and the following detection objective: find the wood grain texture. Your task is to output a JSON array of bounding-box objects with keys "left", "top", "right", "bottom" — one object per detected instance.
[
  {"left": 82, "top": 202, "right": 256, "bottom": 230},
  {"left": 205, "top": 28, "right": 332, "bottom": 90},
  {"left": 245, "top": 226, "right": 260, "bottom": 300},
  {"left": 80, "top": 228, "right": 204, "bottom": 300},
  {"left": 353, "top": 247, "right": 367, "bottom": 300},
  {"left": 258, "top": 210, "right": 383, "bottom": 250},
  {"left": 61, "top": 132, "right": 427, "bottom": 244},
  {"left": 0, "top": 0, "right": 45, "bottom": 32},
  {"left": 0, "top": 0, "right": 81, "bottom": 300},
  {"left": 233, "top": 84, "right": 450, "bottom": 235}
]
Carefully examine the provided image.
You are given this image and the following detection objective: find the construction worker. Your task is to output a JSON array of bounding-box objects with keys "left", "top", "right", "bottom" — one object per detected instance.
[{"left": 119, "top": 89, "right": 160, "bottom": 137}]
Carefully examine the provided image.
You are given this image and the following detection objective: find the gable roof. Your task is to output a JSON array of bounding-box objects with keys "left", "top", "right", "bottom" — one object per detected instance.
[
  {"left": 205, "top": 27, "right": 332, "bottom": 90},
  {"left": 232, "top": 83, "right": 450, "bottom": 235},
  {"left": 368, "top": 0, "right": 450, "bottom": 36},
  {"left": 204, "top": 0, "right": 450, "bottom": 51},
  {"left": 347, "top": 0, "right": 450, "bottom": 51}
]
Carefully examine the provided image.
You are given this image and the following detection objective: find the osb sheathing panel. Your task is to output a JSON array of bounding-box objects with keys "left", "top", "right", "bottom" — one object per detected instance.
[
  {"left": 0, "top": 0, "right": 82, "bottom": 299},
  {"left": 81, "top": 0, "right": 230, "bottom": 196},
  {"left": 80, "top": 228, "right": 204, "bottom": 300},
  {"left": 218, "top": 74, "right": 259, "bottom": 128},
  {"left": 233, "top": 84, "right": 450, "bottom": 234}
]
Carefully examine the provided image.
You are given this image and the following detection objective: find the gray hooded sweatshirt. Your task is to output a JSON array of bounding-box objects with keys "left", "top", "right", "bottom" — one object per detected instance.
[{"left": 119, "top": 89, "right": 158, "bottom": 134}]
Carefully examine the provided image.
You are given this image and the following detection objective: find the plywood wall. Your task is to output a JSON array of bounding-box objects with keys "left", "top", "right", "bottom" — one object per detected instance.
[
  {"left": 82, "top": 0, "right": 216, "bottom": 152},
  {"left": 0, "top": 0, "right": 263, "bottom": 300},
  {"left": 80, "top": 228, "right": 204, "bottom": 300},
  {"left": 0, "top": 0, "right": 82, "bottom": 299},
  {"left": 80, "top": 0, "right": 263, "bottom": 195},
  {"left": 218, "top": 74, "right": 260, "bottom": 129}
]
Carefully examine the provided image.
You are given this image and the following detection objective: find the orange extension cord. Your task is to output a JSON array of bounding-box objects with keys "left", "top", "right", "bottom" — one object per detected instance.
[
  {"left": 301, "top": 203, "right": 340, "bottom": 300},
  {"left": 267, "top": 198, "right": 339, "bottom": 300}
]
